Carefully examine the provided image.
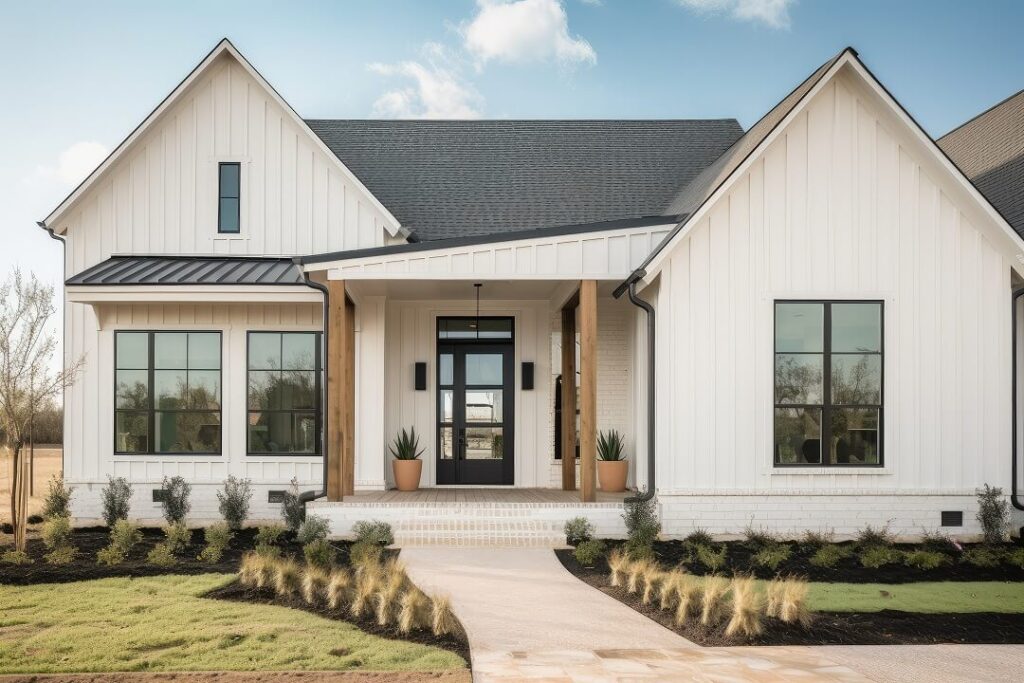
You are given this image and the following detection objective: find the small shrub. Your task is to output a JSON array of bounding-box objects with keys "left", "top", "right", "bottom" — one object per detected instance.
[
  {"left": 2, "top": 550, "right": 32, "bottom": 565},
  {"left": 801, "top": 529, "right": 835, "bottom": 550},
  {"left": 255, "top": 523, "right": 287, "bottom": 555},
  {"left": 399, "top": 588, "right": 430, "bottom": 633},
  {"left": 430, "top": 594, "right": 459, "bottom": 636},
  {"left": 683, "top": 528, "right": 713, "bottom": 547},
  {"left": 216, "top": 476, "right": 252, "bottom": 531},
  {"left": 44, "top": 545, "right": 77, "bottom": 565},
  {"left": 752, "top": 544, "right": 792, "bottom": 571},
  {"left": 297, "top": 515, "right": 331, "bottom": 545},
  {"left": 199, "top": 522, "right": 233, "bottom": 563},
  {"left": 147, "top": 542, "right": 176, "bottom": 567},
  {"left": 976, "top": 484, "right": 1009, "bottom": 545},
  {"left": 904, "top": 550, "right": 952, "bottom": 570},
  {"left": 920, "top": 529, "right": 956, "bottom": 553},
  {"left": 573, "top": 539, "right": 606, "bottom": 566},
  {"left": 164, "top": 521, "right": 191, "bottom": 555},
  {"left": 742, "top": 524, "right": 777, "bottom": 550},
  {"left": 349, "top": 540, "right": 382, "bottom": 566},
  {"left": 809, "top": 544, "right": 852, "bottom": 569},
  {"left": 694, "top": 543, "right": 727, "bottom": 571},
  {"left": 273, "top": 558, "right": 302, "bottom": 597},
  {"left": 859, "top": 546, "right": 903, "bottom": 569},
  {"left": 326, "top": 568, "right": 353, "bottom": 609},
  {"left": 98, "top": 519, "right": 142, "bottom": 565},
  {"left": 42, "top": 475, "right": 73, "bottom": 519},
  {"left": 100, "top": 476, "right": 132, "bottom": 527},
  {"left": 1004, "top": 547, "right": 1024, "bottom": 570},
  {"left": 304, "top": 539, "right": 336, "bottom": 569},
  {"left": 352, "top": 520, "right": 394, "bottom": 546},
  {"left": 725, "top": 577, "right": 764, "bottom": 638},
  {"left": 856, "top": 524, "right": 894, "bottom": 549},
  {"left": 281, "top": 478, "right": 305, "bottom": 531},
  {"left": 564, "top": 517, "right": 595, "bottom": 546},
  {"left": 159, "top": 476, "right": 191, "bottom": 525},
  {"left": 766, "top": 577, "right": 811, "bottom": 627},
  {"left": 302, "top": 566, "right": 330, "bottom": 604},
  {"left": 607, "top": 548, "right": 629, "bottom": 587},
  {"left": 700, "top": 576, "right": 730, "bottom": 626},
  {"left": 622, "top": 496, "right": 660, "bottom": 559},
  {"left": 41, "top": 515, "right": 72, "bottom": 550},
  {"left": 962, "top": 546, "right": 1003, "bottom": 568}
]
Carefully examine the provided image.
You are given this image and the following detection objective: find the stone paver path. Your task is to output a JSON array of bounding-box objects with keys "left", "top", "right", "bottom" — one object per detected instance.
[{"left": 401, "top": 548, "right": 869, "bottom": 682}]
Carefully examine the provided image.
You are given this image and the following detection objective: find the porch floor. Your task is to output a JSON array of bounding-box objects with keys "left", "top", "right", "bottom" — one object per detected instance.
[{"left": 338, "top": 487, "right": 631, "bottom": 505}]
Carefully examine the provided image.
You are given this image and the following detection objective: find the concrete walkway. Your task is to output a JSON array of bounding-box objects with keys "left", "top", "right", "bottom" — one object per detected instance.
[{"left": 401, "top": 547, "right": 869, "bottom": 682}]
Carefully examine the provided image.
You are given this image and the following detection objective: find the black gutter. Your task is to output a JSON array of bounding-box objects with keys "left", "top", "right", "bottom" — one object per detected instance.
[
  {"left": 295, "top": 262, "right": 329, "bottom": 508},
  {"left": 614, "top": 269, "right": 655, "bottom": 503},
  {"left": 1012, "top": 288, "right": 1024, "bottom": 512}
]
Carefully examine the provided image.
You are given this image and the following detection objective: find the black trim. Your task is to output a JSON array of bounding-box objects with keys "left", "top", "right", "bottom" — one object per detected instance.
[
  {"left": 218, "top": 162, "right": 241, "bottom": 234},
  {"left": 299, "top": 215, "right": 682, "bottom": 265},
  {"left": 773, "top": 300, "right": 884, "bottom": 468},
  {"left": 1011, "top": 288, "right": 1024, "bottom": 511},
  {"left": 245, "top": 331, "right": 323, "bottom": 457},
  {"left": 114, "top": 330, "right": 224, "bottom": 456}
]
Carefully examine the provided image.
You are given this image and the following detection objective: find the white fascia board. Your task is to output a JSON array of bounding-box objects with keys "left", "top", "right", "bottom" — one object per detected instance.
[
  {"left": 43, "top": 39, "right": 402, "bottom": 237},
  {"left": 66, "top": 285, "right": 323, "bottom": 304}
]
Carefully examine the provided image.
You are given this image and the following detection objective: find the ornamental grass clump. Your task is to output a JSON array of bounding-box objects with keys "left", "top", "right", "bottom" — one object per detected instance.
[
  {"left": 573, "top": 539, "right": 606, "bottom": 566},
  {"left": 904, "top": 549, "right": 952, "bottom": 571},
  {"left": 725, "top": 577, "right": 764, "bottom": 638},
  {"left": 376, "top": 560, "right": 409, "bottom": 626},
  {"left": 302, "top": 566, "right": 330, "bottom": 605},
  {"left": 351, "top": 561, "right": 383, "bottom": 618},
  {"left": 100, "top": 476, "right": 132, "bottom": 527},
  {"left": 700, "top": 576, "right": 730, "bottom": 626},
  {"left": 349, "top": 540, "right": 383, "bottom": 566},
  {"left": 326, "top": 568, "right": 353, "bottom": 609},
  {"left": 239, "top": 551, "right": 274, "bottom": 589},
  {"left": 800, "top": 529, "right": 835, "bottom": 550},
  {"left": 640, "top": 564, "right": 664, "bottom": 605},
  {"left": 304, "top": 539, "right": 336, "bottom": 569},
  {"left": 742, "top": 525, "right": 777, "bottom": 551},
  {"left": 216, "top": 476, "right": 252, "bottom": 531},
  {"left": 683, "top": 528, "right": 714, "bottom": 547},
  {"left": 273, "top": 557, "right": 302, "bottom": 597},
  {"left": 97, "top": 519, "right": 142, "bottom": 566},
  {"left": 607, "top": 548, "right": 629, "bottom": 587},
  {"left": 856, "top": 524, "right": 894, "bottom": 549},
  {"left": 672, "top": 575, "right": 702, "bottom": 626},
  {"left": 765, "top": 577, "right": 812, "bottom": 627},
  {"left": 658, "top": 569, "right": 685, "bottom": 610},
  {"left": 626, "top": 557, "right": 654, "bottom": 594},
  {"left": 430, "top": 595, "right": 458, "bottom": 637},
  {"left": 564, "top": 516, "right": 595, "bottom": 546},
  {"left": 199, "top": 522, "right": 233, "bottom": 563},
  {"left": 399, "top": 587, "right": 431, "bottom": 634}
]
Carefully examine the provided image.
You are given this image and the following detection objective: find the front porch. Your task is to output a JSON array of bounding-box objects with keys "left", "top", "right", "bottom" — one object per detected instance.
[{"left": 309, "top": 488, "right": 630, "bottom": 546}]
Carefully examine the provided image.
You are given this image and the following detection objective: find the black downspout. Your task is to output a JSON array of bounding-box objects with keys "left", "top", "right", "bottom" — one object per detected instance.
[
  {"left": 37, "top": 222, "right": 68, "bottom": 478},
  {"left": 296, "top": 263, "right": 328, "bottom": 508},
  {"left": 1011, "top": 288, "right": 1024, "bottom": 513},
  {"left": 614, "top": 271, "right": 655, "bottom": 504}
]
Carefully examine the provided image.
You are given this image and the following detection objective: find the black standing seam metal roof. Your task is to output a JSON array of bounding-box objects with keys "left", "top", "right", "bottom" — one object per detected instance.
[
  {"left": 305, "top": 119, "right": 743, "bottom": 243},
  {"left": 66, "top": 256, "right": 306, "bottom": 286}
]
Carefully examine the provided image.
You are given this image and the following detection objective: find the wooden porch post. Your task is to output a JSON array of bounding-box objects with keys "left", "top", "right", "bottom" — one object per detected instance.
[
  {"left": 560, "top": 298, "right": 577, "bottom": 491},
  {"left": 326, "top": 280, "right": 354, "bottom": 501},
  {"left": 579, "top": 280, "right": 597, "bottom": 502}
]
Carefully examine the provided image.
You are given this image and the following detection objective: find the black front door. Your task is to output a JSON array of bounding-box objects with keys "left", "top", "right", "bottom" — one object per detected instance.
[{"left": 436, "top": 320, "right": 515, "bottom": 485}]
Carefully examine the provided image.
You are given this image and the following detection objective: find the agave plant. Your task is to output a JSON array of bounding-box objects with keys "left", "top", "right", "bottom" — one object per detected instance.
[
  {"left": 597, "top": 429, "right": 625, "bottom": 461},
  {"left": 389, "top": 427, "right": 424, "bottom": 460}
]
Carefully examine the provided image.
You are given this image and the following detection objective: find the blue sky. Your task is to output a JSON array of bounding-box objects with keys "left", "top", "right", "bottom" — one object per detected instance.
[{"left": 2, "top": 0, "right": 1024, "bottom": 300}]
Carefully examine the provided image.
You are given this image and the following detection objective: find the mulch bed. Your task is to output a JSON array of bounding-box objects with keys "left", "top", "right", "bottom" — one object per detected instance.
[
  {"left": 0, "top": 527, "right": 311, "bottom": 585},
  {"left": 648, "top": 539, "right": 1024, "bottom": 583},
  {"left": 556, "top": 549, "right": 1024, "bottom": 646},
  {"left": 204, "top": 580, "right": 470, "bottom": 666}
]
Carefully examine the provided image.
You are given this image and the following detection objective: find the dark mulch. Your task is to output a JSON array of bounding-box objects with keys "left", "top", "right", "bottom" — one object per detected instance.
[
  {"left": 205, "top": 579, "right": 470, "bottom": 665},
  {"left": 0, "top": 526, "right": 351, "bottom": 586},
  {"left": 648, "top": 539, "right": 1024, "bottom": 583},
  {"left": 556, "top": 549, "right": 1024, "bottom": 646}
]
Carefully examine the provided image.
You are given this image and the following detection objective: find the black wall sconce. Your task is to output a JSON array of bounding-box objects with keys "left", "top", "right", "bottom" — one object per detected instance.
[
  {"left": 414, "top": 362, "right": 427, "bottom": 391},
  {"left": 521, "top": 362, "right": 534, "bottom": 390}
]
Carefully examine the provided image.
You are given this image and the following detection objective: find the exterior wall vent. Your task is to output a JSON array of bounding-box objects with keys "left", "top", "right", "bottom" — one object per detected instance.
[
  {"left": 268, "top": 490, "right": 286, "bottom": 503},
  {"left": 152, "top": 489, "right": 167, "bottom": 503},
  {"left": 941, "top": 510, "right": 963, "bottom": 527}
]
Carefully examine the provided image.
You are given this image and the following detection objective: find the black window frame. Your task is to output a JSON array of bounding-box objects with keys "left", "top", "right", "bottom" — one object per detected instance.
[
  {"left": 218, "top": 162, "right": 241, "bottom": 234},
  {"left": 113, "top": 330, "right": 223, "bottom": 456},
  {"left": 246, "top": 331, "right": 323, "bottom": 457},
  {"left": 773, "top": 300, "right": 884, "bottom": 468}
]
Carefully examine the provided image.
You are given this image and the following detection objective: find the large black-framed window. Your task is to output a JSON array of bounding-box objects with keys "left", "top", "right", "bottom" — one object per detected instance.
[
  {"left": 114, "top": 331, "right": 222, "bottom": 455},
  {"left": 218, "top": 162, "right": 240, "bottom": 233},
  {"left": 774, "top": 301, "right": 883, "bottom": 467},
  {"left": 247, "top": 332, "right": 322, "bottom": 456}
]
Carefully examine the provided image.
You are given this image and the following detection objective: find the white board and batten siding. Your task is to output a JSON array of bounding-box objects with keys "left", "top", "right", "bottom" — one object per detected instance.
[{"left": 651, "top": 69, "right": 1020, "bottom": 538}]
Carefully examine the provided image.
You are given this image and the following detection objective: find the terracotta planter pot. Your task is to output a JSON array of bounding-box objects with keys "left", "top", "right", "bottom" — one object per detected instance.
[
  {"left": 392, "top": 459, "right": 423, "bottom": 492},
  {"left": 598, "top": 460, "right": 628, "bottom": 493}
]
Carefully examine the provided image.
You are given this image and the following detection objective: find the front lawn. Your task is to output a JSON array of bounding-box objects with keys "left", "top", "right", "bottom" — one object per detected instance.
[
  {"left": 0, "top": 574, "right": 466, "bottom": 674},
  {"left": 808, "top": 580, "right": 1024, "bottom": 613}
]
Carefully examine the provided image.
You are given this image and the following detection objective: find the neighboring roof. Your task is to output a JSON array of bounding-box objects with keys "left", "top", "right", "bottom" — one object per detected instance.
[
  {"left": 300, "top": 214, "right": 678, "bottom": 265},
  {"left": 939, "top": 89, "right": 1024, "bottom": 238},
  {"left": 66, "top": 256, "right": 305, "bottom": 286},
  {"left": 305, "top": 119, "right": 742, "bottom": 242}
]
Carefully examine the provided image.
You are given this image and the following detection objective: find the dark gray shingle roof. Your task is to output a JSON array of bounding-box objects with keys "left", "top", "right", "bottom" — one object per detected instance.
[
  {"left": 306, "top": 119, "right": 743, "bottom": 242},
  {"left": 939, "top": 89, "right": 1024, "bottom": 238},
  {"left": 66, "top": 256, "right": 305, "bottom": 286}
]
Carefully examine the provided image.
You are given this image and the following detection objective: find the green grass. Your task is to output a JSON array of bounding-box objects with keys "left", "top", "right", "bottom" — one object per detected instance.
[
  {"left": 807, "top": 581, "right": 1024, "bottom": 613},
  {"left": 0, "top": 574, "right": 465, "bottom": 674}
]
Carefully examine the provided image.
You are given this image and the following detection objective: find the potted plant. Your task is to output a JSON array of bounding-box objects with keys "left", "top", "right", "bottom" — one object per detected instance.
[
  {"left": 597, "top": 429, "right": 628, "bottom": 493},
  {"left": 389, "top": 427, "right": 424, "bottom": 492}
]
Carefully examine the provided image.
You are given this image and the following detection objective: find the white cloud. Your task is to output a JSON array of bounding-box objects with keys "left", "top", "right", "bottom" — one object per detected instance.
[
  {"left": 29, "top": 141, "right": 110, "bottom": 189},
  {"left": 676, "top": 0, "right": 795, "bottom": 29},
  {"left": 368, "top": 45, "right": 483, "bottom": 119},
  {"left": 462, "top": 0, "right": 597, "bottom": 68}
]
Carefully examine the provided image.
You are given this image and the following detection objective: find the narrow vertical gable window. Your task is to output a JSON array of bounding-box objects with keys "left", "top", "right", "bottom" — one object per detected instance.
[{"left": 218, "top": 162, "right": 240, "bottom": 233}]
